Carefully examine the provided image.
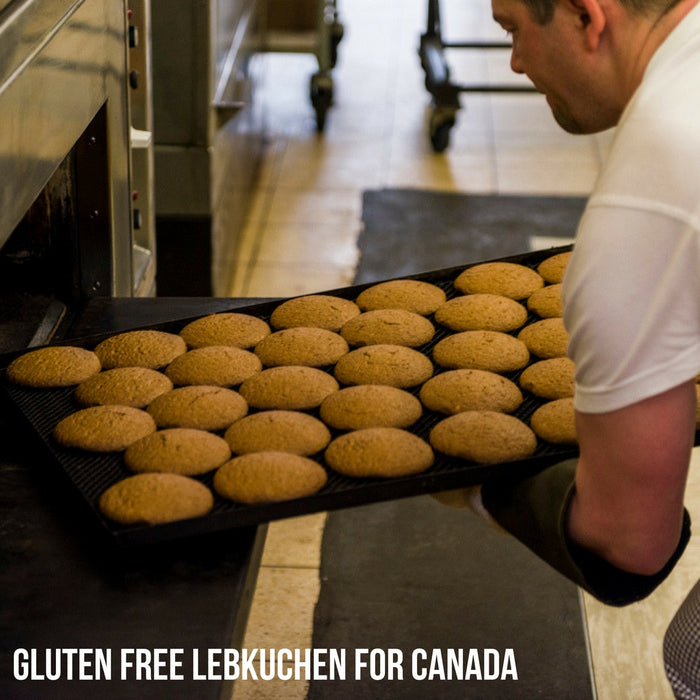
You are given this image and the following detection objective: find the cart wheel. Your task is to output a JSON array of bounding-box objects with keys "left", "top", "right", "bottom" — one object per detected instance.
[
  {"left": 310, "top": 73, "right": 333, "bottom": 132},
  {"left": 429, "top": 112, "right": 455, "bottom": 153}
]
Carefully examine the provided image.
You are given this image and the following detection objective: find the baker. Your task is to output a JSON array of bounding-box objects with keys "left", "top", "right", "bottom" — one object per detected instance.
[{"left": 437, "top": 0, "right": 700, "bottom": 696}]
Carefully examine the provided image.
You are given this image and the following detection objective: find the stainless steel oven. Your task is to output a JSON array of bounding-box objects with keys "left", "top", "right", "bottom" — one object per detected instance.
[{"left": 0, "top": 0, "right": 155, "bottom": 352}]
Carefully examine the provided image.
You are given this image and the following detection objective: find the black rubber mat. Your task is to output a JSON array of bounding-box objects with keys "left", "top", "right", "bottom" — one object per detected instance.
[
  {"left": 354, "top": 189, "right": 585, "bottom": 284},
  {"left": 309, "top": 189, "right": 593, "bottom": 699},
  {"left": 309, "top": 497, "right": 593, "bottom": 699}
]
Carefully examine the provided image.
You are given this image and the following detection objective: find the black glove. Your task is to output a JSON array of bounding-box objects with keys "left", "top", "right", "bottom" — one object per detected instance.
[{"left": 480, "top": 459, "right": 691, "bottom": 607}]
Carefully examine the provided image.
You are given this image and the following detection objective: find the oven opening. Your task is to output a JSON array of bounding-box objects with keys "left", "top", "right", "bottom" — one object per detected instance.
[{"left": 0, "top": 105, "right": 113, "bottom": 353}]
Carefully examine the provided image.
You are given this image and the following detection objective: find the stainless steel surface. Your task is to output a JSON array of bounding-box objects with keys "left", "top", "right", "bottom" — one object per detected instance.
[
  {"left": 151, "top": 0, "right": 264, "bottom": 294},
  {"left": 27, "top": 299, "right": 66, "bottom": 346},
  {"left": 152, "top": 0, "right": 263, "bottom": 215},
  {"left": 213, "top": 0, "right": 256, "bottom": 118},
  {"left": 0, "top": 0, "right": 81, "bottom": 92},
  {"left": 0, "top": 0, "right": 138, "bottom": 296},
  {"left": 127, "top": 0, "right": 156, "bottom": 296}
]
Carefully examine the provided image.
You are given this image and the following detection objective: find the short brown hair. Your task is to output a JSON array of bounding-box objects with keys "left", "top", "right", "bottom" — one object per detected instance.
[{"left": 521, "top": 0, "right": 681, "bottom": 24}]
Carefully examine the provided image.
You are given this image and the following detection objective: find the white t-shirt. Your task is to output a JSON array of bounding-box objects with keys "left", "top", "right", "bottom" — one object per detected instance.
[{"left": 562, "top": 3, "right": 700, "bottom": 414}]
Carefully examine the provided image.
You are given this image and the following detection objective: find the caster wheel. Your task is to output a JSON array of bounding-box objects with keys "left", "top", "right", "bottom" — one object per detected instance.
[
  {"left": 429, "top": 112, "right": 455, "bottom": 152},
  {"left": 311, "top": 73, "right": 333, "bottom": 132}
]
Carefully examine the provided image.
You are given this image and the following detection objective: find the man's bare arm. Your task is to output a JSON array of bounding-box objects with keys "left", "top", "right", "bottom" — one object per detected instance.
[{"left": 567, "top": 379, "right": 697, "bottom": 575}]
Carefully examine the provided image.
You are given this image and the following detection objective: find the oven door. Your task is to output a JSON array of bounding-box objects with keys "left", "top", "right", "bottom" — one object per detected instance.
[
  {"left": 0, "top": 0, "right": 147, "bottom": 351},
  {"left": 0, "top": 0, "right": 133, "bottom": 291}
]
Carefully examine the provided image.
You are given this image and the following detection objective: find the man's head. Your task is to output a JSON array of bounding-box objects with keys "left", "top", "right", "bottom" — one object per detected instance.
[{"left": 492, "top": 0, "right": 691, "bottom": 133}]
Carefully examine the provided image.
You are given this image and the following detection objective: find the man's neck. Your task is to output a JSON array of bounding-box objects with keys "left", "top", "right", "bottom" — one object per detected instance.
[{"left": 630, "top": 0, "right": 700, "bottom": 87}]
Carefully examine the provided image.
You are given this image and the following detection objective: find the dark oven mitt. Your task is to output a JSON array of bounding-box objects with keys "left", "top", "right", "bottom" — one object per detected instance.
[{"left": 480, "top": 459, "right": 691, "bottom": 607}]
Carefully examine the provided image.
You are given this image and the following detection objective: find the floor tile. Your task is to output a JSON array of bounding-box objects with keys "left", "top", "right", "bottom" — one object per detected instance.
[
  {"left": 244, "top": 260, "right": 356, "bottom": 298},
  {"left": 253, "top": 221, "right": 360, "bottom": 269},
  {"left": 264, "top": 187, "right": 362, "bottom": 227},
  {"left": 274, "top": 139, "right": 390, "bottom": 191},
  {"left": 496, "top": 153, "right": 599, "bottom": 195},
  {"left": 230, "top": 567, "right": 321, "bottom": 700},
  {"left": 261, "top": 513, "right": 328, "bottom": 569}
]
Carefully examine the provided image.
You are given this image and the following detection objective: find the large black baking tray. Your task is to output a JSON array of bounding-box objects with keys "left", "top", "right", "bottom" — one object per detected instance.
[{"left": 0, "top": 245, "right": 608, "bottom": 546}]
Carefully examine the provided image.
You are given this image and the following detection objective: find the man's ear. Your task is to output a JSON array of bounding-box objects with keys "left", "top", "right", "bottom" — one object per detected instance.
[{"left": 565, "top": 0, "right": 606, "bottom": 51}]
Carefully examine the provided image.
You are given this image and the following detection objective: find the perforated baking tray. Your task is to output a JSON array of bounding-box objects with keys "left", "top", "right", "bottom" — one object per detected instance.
[{"left": 1, "top": 246, "right": 591, "bottom": 545}]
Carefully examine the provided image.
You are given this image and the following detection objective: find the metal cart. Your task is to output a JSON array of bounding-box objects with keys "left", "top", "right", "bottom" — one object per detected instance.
[
  {"left": 419, "top": 0, "right": 536, "bottom": 152},
  {"left": 261, "top": 0, "right": 344, "bottom": 131}
]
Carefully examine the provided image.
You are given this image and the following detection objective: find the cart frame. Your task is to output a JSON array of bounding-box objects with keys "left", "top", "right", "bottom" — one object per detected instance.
[
  {"left": 260, "top": 0, "right": 344, "bottom": 131},
  {"left": 419, "top": 0, "right": 536, "bottom": 151}
]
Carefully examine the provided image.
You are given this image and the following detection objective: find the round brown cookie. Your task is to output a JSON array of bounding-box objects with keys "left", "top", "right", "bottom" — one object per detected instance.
[
  {"left": 75, "top": 367, "right": 173, "bottom": 408},
  {"left": 124, "top": 428, "right": 231, "bottom": 475},
  {"left": 453, "top": 262, "right": 544, "bottom": 300},
  {"left": 214, "top": 451, "right": 328, "bottom": 504},
  {"left": 355, "top": 279, "right": 447, "bottom": 316},
  {"left": 238, "top": 365, "right": 339, "bottom": 410},
  {"left": 434, "top": 294, "right": 528, "bottom": 333},
  {"left": 324, "top": 427, "right": 434, "bottom": 478},
  {"left": 333, "top": 344, "right": 434, "bottom": 389},
  {"left": 537, "top": 251, "right": 572, "bottom": 284},
  {"left": 518, "top": 318, "right": 569, "bottom": 359},
  {"left": 99, "top": 473, "right": 214, "bottom": 524},
  {"left": 179, "top": 312, "right": 271, "bottom": 349},
  {"left": 519, "top": 357, "right": 576, "bottom": 399},
  {"left": 270, "top": 294, "right": 361, "bottom": 331},
  {"left": 224, "top": 410, "right": 331, "bottom": 456},
  {"left": 429, "top": 410, "right": 537, "bottom": 464},
  {"left": 432, "top": 330, "right": 530, "bottom": 373},
  {"left": 6, "top": 346, "right": 101, "bottom": 388},
  {"left": 146, "top": 385, "right": 248, "bottom": 431},
  {"left": 419, "top": 369, "right": 523, "bottom": 415},
  {"left": 94, "top": 330, "right": 186, "bottom": 370},
  {"left": 340, "top": 309, "right": 435, "bottom": 348},
  {"left": 53, "top": 405, "right": 156, "bottom": 452},
  {"left": 165, "top": 345, "right": 262, "bottom": 387},
  {"left": 530, "top": 398, "right": 577, "bottom": 445},
  {"left": 527, "top": 284, "right": 564, "bottom": 318},
  {"left": 253, "top": 327, "right": 349, "bottom": 368},
  {"left": 319, "top": 384, "right": 422, "bottom": 430}
]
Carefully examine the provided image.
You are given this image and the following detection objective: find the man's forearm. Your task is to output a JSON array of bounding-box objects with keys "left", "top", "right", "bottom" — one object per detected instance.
[
  {"left": 567, "top": 483, "right": 688, "bottom": 577},
  {"left": 480, "top": 459, "right": 691, "bottom": 606}
]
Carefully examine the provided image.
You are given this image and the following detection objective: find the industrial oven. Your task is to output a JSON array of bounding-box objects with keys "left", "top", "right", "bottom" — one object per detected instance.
[{"left": 0, "top": 0, "right": 155, "bottom": 353}]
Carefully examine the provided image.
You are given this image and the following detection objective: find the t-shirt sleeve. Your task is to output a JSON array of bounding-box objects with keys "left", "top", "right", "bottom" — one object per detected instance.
[{"left": 562, "top": 200, "right": 700, "bottom": 414}]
